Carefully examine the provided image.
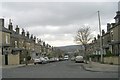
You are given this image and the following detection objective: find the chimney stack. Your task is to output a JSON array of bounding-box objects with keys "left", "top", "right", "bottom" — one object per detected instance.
[
  {"left": 114, "top": 11, "right": 120, "bottom": 23},
  {"left": 8, "top": 19, "right": 13, "bottom": 31},
  {"left": 46, "top": 44, "right": 49, "bottom": 47},
  {"left": 94, "top": 37, "right": 96, "bottom": 41},
  {"left": 0, "top": 18, "right": 4, "bottom": 27},
  {"left": 97, "top": 34, "right": 100, "bottom": 39},
  {"left": 38, "top": 39, "right": 42, "bottom": 44},
  {"left": 26, "top": 31, "right": 29, "bottom": 38},
  {"left": 30, "top": 34, "right": 33, "bottom": 39},
  {"left": 15, "top": 25, "right": 19, "bottom": 34},
  {"left": 34, "top": 36, "right": 36, "bottom": 42},
  {"left": 43, "top": 42, "right": 45, "bottom": 46},
  {"left": 21, "top": 29, "right": 25, "bottom": 36}
]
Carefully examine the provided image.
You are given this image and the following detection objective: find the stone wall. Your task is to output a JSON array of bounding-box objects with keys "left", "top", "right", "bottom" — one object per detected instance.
[
  {"left": 8, "top": 54, "right": 20, "bottom": 65},
  {"left": 0, "top": 55, "right": 5, "bottom": 65},
  {"left": 103, "top": 56, "right": 120, "bottom": 65},
  {"left": 2, "top": 32, "right": 10, "bottom": 44},
  {"left": 0, "top": 54, "right": 2, "bottom": 66}
]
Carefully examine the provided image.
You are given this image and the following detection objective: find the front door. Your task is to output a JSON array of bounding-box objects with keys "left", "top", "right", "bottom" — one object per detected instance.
[{"left": 5, "top": 54, "right": 8, "bottom": 65}]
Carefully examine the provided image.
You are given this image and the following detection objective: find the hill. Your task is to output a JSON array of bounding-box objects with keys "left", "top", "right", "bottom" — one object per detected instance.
[{"left": 55, "top": 45, "right": 84, "bottom": 53}]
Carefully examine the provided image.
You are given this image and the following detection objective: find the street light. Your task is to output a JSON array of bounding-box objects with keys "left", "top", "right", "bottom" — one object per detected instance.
[{"left": 97, "top": 11, "right": 103, "bottom": 63}]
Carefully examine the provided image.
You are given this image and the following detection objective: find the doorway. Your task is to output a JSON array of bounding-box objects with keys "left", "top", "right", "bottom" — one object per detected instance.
[{"left": 5, "top": 54, "right": 8, "bottom": 65}]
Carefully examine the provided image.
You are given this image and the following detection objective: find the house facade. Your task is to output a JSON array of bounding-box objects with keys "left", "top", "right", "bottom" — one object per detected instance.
[
  {"left": 0, "top": 19, "right": 11, "bottom": 65},
  {"left": 1, "top": 18, "right": 57, "bottom": 65},
  {"left": 87, "top": 11, "right": 120, "bottom": 63}
]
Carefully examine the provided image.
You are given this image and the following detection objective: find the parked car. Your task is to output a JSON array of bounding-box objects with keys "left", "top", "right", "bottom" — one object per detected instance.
[
  {"left": 64, "top": 55, "right": 69, "bottom": 60},
  {"left": 33, "top": 58, "right": 42, "bottom": 65},
  {"left": 54, "top": 57, "right": 59, "bottom": 61},
  {"left": 40, "top": 57, "right": 47, "bottom": 64},
  {"left": 49, "top": 58, "right": 56, "bottom": 62},
  {"left": 44, "top": 57, "right": 49, "bottom": 63},
  {"left": 59, "top": 57, "right": 64, "bottom": 61},
  {"left": 75, "top": 56, "right": 84, "bottom": 63},
  {"left": 33, "top": 57, "right": 47, "bottom": 65}
]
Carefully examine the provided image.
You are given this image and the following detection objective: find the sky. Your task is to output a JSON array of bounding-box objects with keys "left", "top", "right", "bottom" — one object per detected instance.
[{"left": 0, "top": 1, "right": 119, "bottom": 47}]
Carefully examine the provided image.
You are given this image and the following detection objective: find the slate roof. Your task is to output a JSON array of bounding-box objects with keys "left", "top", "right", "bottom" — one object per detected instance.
[{"left": 0, "top": 27, "right": 11, "bottom": 33}]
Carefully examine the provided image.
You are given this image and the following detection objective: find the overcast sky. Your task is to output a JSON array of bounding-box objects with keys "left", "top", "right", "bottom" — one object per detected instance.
[{"left": 1, "top": 1, "right": 119, "bottom": 47}]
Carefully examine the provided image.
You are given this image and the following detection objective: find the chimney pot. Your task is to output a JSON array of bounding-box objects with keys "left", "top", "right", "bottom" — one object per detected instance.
[{"left": 8, "top": 19, "right": 13, "bottom": 30}]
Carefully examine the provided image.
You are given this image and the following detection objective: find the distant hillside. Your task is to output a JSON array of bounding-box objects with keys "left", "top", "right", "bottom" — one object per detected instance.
[{"left": 55, "top": 45, "right": 84, "bottom": 53}]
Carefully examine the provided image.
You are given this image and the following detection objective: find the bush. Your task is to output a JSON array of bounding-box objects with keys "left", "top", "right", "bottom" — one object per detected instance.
[{"left": 104, "top": 50, "right": 115, "bottom": 57}]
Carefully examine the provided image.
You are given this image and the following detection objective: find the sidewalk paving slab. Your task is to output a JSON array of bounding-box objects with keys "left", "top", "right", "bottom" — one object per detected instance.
[{"left": 82, "top": 62, "right": 119, "bottom": 73}]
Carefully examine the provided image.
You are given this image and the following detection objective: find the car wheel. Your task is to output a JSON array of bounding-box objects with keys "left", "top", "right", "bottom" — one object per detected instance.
[
  {"left": 34, "top": 63, "right": 36, "bottom": 65},
  {"left": 41, "top": 61, "right": 44, "bottom": 64}
]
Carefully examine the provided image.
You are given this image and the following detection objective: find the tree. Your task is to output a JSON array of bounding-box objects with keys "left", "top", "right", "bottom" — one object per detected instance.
[{"left": 75, "top": 26, "right": 92, "bottom": 63}]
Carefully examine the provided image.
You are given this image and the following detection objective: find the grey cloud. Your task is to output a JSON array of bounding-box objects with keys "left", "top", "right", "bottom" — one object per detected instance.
[
  {"left": 2, "top": 2, "right": 118, "bottom": 27},
  {"left": 1, "top": 2, "right": 118, "bottom": 46},
  {"left": 38, "top": 34, "right": 74, "bottom": 42}
]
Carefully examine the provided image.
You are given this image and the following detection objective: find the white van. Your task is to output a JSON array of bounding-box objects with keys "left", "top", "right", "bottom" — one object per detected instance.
[{"left": 75, "top": 56, "right": 84, "bottom": 63}]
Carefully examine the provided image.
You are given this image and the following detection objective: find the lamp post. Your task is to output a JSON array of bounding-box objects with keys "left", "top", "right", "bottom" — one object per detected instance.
[
  {"left": 24, "top": 42, "right": 28, "bottom": 66},
  {"left": 97, "top": 11, "right": 103, "bottom": 63}
]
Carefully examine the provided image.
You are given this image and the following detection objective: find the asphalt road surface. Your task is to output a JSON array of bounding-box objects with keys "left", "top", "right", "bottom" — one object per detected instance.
[{"left": 2, "top": 61, "right": 118, "bottom": 78}]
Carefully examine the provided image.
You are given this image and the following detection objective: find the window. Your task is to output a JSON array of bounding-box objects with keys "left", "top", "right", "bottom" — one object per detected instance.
[
  {"left": 2, "top": 48, "right": 3, "bottom": 55},
  {"left": 6, "top": 35, "right": 9, "bottom": 44},
  {"left": 22, "top": 41, "right": 24, "bottom": 49},
  {"left": 15, "top": 41, "right": 18, "bottom": 48},
  {"left": 36, "top": 53, "right": 38, "bottom": 56},
  {"left": 26, "top": 43, "right": 30, "bottom": 49},
  {"left": 0, "top": 47, "right": 2, "bottom": 55},
  {"left": 111, "top": 30, "right": 114, "bottom": 41}
]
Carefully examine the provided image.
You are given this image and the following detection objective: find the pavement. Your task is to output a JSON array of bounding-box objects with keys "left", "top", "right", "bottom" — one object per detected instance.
[
  {"left": 1, "top": 63, "right": 34, "bottom": 69},
  {"left": 82, "top": 61, "right": 119, "bottom": 73}
]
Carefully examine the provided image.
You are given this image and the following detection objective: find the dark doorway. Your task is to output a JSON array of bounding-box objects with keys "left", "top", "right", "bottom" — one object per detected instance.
[{"left": 5, "top": 54, "right": 8, "bottom": 65}]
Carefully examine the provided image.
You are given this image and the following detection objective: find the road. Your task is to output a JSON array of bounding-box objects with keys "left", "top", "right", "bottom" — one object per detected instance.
[{"left": 2, "top": 61, "right": 118, "bottom": 78}]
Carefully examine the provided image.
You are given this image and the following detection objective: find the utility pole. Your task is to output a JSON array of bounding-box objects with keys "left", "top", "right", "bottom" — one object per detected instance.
[{"left": 97, "top": 11, "right": 103, "bottom": 63}]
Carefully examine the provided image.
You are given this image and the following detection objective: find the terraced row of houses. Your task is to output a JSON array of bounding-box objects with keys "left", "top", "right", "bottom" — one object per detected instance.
[
  {"left": 86, "top": 11, "right": 120, "bottom": 64},
  {"left": 0, "top": 19, "right": 56, "bottom": 65}
]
